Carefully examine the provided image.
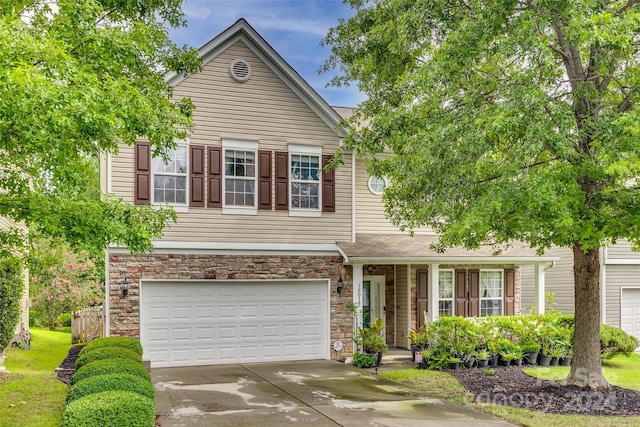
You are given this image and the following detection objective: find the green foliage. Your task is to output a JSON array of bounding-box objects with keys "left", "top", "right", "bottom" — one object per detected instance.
[
  {"left": 75, "top": 346, "right": 142, "bottom": 370},
  {"left": 0, "top": 0, "right": 201, "bottom": 256},
  {"left": 56, "top": 313, "right": 72, "bottom": 328},
  {"left": 29, "top": 237, "right": 103, "bottom": 329},
  {"left": 61, "top": 390, "right": 155, "bottom": 427},
  {"left": 66, "top": 373, "right": 155, "bottom": 403},
  {"left": 352, "top": 352, "right": 376, "bottom": 368},
  {"left": 82, "top": 336, "right": 143, "bottom": 356},
  {"left": 0, "top": 256, "right": 24, "bottom": 352},
  {"left": 354, "top": 318, "right": 388, "bottom": 354},
  {"left": 600, "top": 324, "right": 640, "bottom": 359},
  {"left": 70, "top": 358, "right": 150, "bottom": 386}
]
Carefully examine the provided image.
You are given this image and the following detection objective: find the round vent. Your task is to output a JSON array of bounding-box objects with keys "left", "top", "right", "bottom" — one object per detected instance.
[{"left": 229, "top": 59, "right": 251, "bottom": 82}]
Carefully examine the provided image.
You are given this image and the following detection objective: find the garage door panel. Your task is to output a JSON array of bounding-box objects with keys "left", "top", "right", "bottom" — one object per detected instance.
[
  {"left": 141, "top": 280, "right": 329, "bottom": 367},
  {"left": 621, "top": 288, "right": 640, "bottom": 342}
]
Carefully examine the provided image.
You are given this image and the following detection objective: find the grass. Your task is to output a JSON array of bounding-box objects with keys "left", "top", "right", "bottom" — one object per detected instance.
[
  {"left": 380, "top": 354, "right": 640, "bottom": 427},
  {"left": 0, "top": 328, "right": 71, "bottom": 427}
]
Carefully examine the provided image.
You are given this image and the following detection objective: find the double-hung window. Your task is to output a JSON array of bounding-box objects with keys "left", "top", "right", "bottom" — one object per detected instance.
[
  {"left": 223, "top": 140, "right": 257, "bottom": 213},
  {"left": 289, "top": 144, "right": 321, "bottom": 214},
  {"left": 480, "top": 270, "right": 503, "bottom": 316},
  {"left": 152, "top": 144, "right": 188, "bottom": 205},
  {"left": 438, "top": 270, "right": 454, "bottom": 317}
]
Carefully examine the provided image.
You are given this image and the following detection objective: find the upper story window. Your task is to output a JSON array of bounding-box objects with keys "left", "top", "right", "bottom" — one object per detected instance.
[
  {"left": 152, "top": 144, "right": 188, "bottom": 205},
  {"left": 289, "top": 144, "right": 322, "bottom": 214},
  {"left": 480, "top": 270, "right": 503, "bottom": 316},
  {"left": 368, "top": 175, "right": 387, "bottom": 195},
  {"left": 223, "top": 139, "right": 258, "bottom": 214}
]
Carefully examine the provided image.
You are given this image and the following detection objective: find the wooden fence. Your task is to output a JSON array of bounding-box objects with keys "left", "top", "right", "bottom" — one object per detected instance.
[{"left": 71, "top": 306, "right": 104, "bottom": 344}]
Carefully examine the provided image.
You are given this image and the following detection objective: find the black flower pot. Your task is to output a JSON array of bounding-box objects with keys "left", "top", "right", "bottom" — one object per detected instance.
[
  {"left": 489, "top": 355, "right": 499, "bottom": 367},
  {"left": 523, "top": 351, "right": 539, "bottom": 365},
  {"left": 550, "top": 356, "right": 559, "bottom": 366},
  {"left": 538, "top": 354, "right": 552, "bottom": 366},
  {"left": 560, "top": 356, "right": 572, "bottom": 366},
  {"left": 498, "top": 358, "right": 511, "bottom": 366},
  {"left": 511, "top": 358, "right": 523, "bottom": 366},
  {"left": 477, "top": 359, "right": 489, "bottom": 368}
]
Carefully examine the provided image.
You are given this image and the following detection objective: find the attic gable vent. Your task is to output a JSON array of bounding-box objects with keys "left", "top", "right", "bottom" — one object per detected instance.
[{"left": 229, "top": 59, "right": 251, "bottom": 82}]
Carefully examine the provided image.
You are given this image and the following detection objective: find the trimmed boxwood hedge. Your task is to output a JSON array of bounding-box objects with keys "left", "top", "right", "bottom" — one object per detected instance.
[
  {"left": 70, "top": 358, "right": 150, "bottom": 386},
  {"left": 67, "top": 373, "right": 155, "bottom": 403},
  {"left": 82, "top": 336, "right": 143, "bottom": 356},
  {"left": 75, "top": 346, "right": 142, "bottom": 370},
  {"left": 61, "top": 390, "right": 155, "bottom": 427}
]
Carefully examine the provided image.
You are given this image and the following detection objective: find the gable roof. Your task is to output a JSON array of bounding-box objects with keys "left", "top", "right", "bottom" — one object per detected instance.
[{"left": 165, "top": 18, "right": 344, "bottom": 136}]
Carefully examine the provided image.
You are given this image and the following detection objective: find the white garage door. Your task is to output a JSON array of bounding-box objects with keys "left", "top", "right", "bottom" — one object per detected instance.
[
  {"left": 140, "top": 280, "right": 329, "bottom": 368},
  {"left": 621, "top": 288, "right": 640, "bottom": 342}
]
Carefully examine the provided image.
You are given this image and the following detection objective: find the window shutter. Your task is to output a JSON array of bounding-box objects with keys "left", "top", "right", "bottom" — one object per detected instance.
[
  {"left": 190, "top": 145, "right": 204, "bottom": 207},
  {"left": 134, "top": 141, "right": 151, "bottom": 205},
  {"left": 275, "top": 151, "right": 288, "bottom": 210},
  {"left": 455, "top": 269, "right": 467, "bottom": 317},
  {"left": 207, "top": 147, "right": 222, "bottom": 208},
  {"left": 416, "top": 270, "right": 428, "bottom": 329},
  {"left": 469, "top": 269, "right": 480, "bottom": 317},
  {"left": 322, "top": 154, "right": 335, "bottom": 212},
  {"left": 504, "top": 268, "right": 516, "bottom": 315},
  {"left": 258, "top": 150, "right": 272, "bottom": 210}
]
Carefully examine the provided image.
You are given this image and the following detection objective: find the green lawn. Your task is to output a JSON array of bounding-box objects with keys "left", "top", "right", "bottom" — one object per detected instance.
[
  {"left": 381, "top": 354, "right": 640, "bottom": 427},
  {"left": 0, "top": 329, "right": 71, "bottom": 427}
]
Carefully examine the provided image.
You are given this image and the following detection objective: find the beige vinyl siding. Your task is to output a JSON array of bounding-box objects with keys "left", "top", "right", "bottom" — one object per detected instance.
[
  {"left": 607, "top": 240, "right": 640, "bottom": 259},
  {"left": 396, "top": 265, "right": 409, "bottom": 349},
  {"left": 520, "top": 246, "right": 575, "bottom": 315},
  {"left": 355, "top": 158, "right": 434, "bottom": 235},
  {"left": 605, "top": 265, "right": 640, "bottom": 329},
  {"left": 108, "top": 40, "right": 351, "bottom": 244}
]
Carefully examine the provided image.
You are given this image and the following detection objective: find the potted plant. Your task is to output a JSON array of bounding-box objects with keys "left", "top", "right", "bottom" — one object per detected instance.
[
  {"left": 521, "top": 342, "right": 540, "bottom": 365},
  {"left": 354, "top": 318, "right": 388, "bottom": 367},
  {"left": 560, "top": 348, "right": 573, "bottom": 366},
  {"left": 475, "top": 349, "right": 490, "bottom": 368},
  {"left": 487, "top": 339, "right": 500, "bottom": 367},
  {"left": 550, "top": 346, "right": 564, "bottom": 366},
  {"left": 498, "top": 339, "right": 522, "bottom": 366},
  {"left": 448, "top": 356, "right": 462, "bottom": 370}
]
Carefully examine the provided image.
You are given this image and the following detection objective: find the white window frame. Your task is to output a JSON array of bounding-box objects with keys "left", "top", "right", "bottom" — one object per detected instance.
[
  {"left": 222, "top": 139, "right": 258, "bottom": 215},
  {"left": 288, "top": 143, "right": 322, "bottom": 217},
  {"left": 368, "top": 175, "right": 388, "bottom": 195},
  {"left": 480, "top": 269, "right": 504, "bottom": 317},
  {"left": 151, "top": 140, "right": 189, "bottom": 212},
  {"left": 438, "top": 269, "right": 455, "bottom": 317}
]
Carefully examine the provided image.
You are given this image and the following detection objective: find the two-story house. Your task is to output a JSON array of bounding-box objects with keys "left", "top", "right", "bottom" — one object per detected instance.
[{"left": 101, "top": 19, "right": 555, "bottom": 368}]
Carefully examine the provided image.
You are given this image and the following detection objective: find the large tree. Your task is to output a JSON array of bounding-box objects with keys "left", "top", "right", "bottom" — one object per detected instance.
[
  {"left": 0, "top": 0, "right": 201, "bottom": 257},
  {"left": 324, "top": 0, "right": 640, "bottom": 389}
]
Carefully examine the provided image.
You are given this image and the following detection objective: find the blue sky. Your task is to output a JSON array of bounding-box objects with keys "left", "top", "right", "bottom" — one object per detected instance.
[{"left": 169, "top": 0, "right": 364, "bottom": 107}]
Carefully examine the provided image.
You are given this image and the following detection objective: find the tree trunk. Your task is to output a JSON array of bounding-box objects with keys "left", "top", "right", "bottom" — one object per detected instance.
[{"left": 563, "top": 242, "right": 608, "bottom": 389}]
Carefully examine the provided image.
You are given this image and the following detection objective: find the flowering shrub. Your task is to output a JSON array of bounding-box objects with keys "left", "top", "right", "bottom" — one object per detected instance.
[{"left": 30, "top": 248, "right": 103, "bottom": 329}]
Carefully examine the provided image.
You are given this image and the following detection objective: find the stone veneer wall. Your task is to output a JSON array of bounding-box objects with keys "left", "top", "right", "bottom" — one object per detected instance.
[{"left": 108, "top": 253, "right": 353, "bottom": 359}]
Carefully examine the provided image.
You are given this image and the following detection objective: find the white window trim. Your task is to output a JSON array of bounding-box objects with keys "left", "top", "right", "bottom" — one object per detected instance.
[
  {"left": 480, "top": 269, "right": 504, "bottom": 317},
  {"left": 288, "top": 143, "right": 322, "bottom": 217},
  {"left": 438, "top": 269, "right": 455, "bottom": 317},
  {"left": 222, "top": 139, "right": 258, "bottom": 215},
  {"left": 368, "top": 175, "right": 388, "bottom": 195},
  {"left": 151, "top": 140, "right": 189, "bottom": 213}
]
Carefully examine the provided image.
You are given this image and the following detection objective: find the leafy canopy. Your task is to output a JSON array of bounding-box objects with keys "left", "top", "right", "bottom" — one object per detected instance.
[
  {"left": 0, "top": 0, "right": 201, "bottom": 255},
  {"left": 324, "top": 0, "right": 640, "bottom": 253}
]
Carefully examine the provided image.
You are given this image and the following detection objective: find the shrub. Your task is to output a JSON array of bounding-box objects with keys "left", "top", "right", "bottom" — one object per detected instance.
[
  {"left": 57, "top": 313, "right": 72, "bottom": 327},
  {"left": 83, "top": 336, "right": 143, "bottom": 356},
  {"left": 600, "top": 324, "right": 639, "bottom": 359},
  {"left": 0, "top": 256, "right": 24, "bottom": 352},
  {"left": 75, "top": 346, "right": 142, "bottom": 370},
  {"left": 61, "top": 390, "right": 155, "bottom": 427},
  {"left": 67, "top": 373, "right": 155, "bottom": 403},
  {"left": 352, "top": 352, "right": 375, "bottom": 368},
  {"left": 70, "top": 358, "right": 150, "bottom": 386}
]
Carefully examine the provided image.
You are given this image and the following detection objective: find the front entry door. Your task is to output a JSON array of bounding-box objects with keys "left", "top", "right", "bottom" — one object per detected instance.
[{"left": 363, "top": 275, "right": 386, "bottom": 337}]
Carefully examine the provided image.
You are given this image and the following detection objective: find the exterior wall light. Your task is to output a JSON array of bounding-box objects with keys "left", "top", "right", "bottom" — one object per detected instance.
[
  {"left": 122, "top": 278, "right": 130, "bottom": 297},
  {"left": 336, "top": 276, "right": 344, "bottom": 294}
]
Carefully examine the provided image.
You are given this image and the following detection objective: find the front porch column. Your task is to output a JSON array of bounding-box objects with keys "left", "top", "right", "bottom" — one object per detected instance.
[
  {"left": 534, "top": 263, "right": 546, "bottom": 314},
  {"left": 429, "top": 264, "right": 439, "bottom": 323},
  {"left": 352, "top": 263, "right": 364, "bottom": 330}
]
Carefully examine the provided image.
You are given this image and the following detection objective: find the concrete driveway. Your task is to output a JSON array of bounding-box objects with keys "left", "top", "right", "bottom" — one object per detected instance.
[{"left": 153, "top": 360, "right": 514, "bottom": 426}]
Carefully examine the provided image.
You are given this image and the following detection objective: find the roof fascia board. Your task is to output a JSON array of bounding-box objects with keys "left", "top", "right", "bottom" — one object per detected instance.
[
  {"left": 342, "top": 256, "right": 558, "bottom": 265},
  {"left": 165, "top": 19, "right": 345, "bottom": 136}
]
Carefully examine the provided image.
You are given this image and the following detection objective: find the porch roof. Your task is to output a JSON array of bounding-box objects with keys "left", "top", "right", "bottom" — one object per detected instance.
[{"left": 336, "top": 234, "right": 557, "bottom": 265}]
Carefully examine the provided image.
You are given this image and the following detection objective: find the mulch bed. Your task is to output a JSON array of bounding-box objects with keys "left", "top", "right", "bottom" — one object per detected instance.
[
  {"left": 449, "top": 365, "right": 640, "bottom": 416},
  {"left": 55, "top": 345, "right": 84, "bottom": 385}
]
